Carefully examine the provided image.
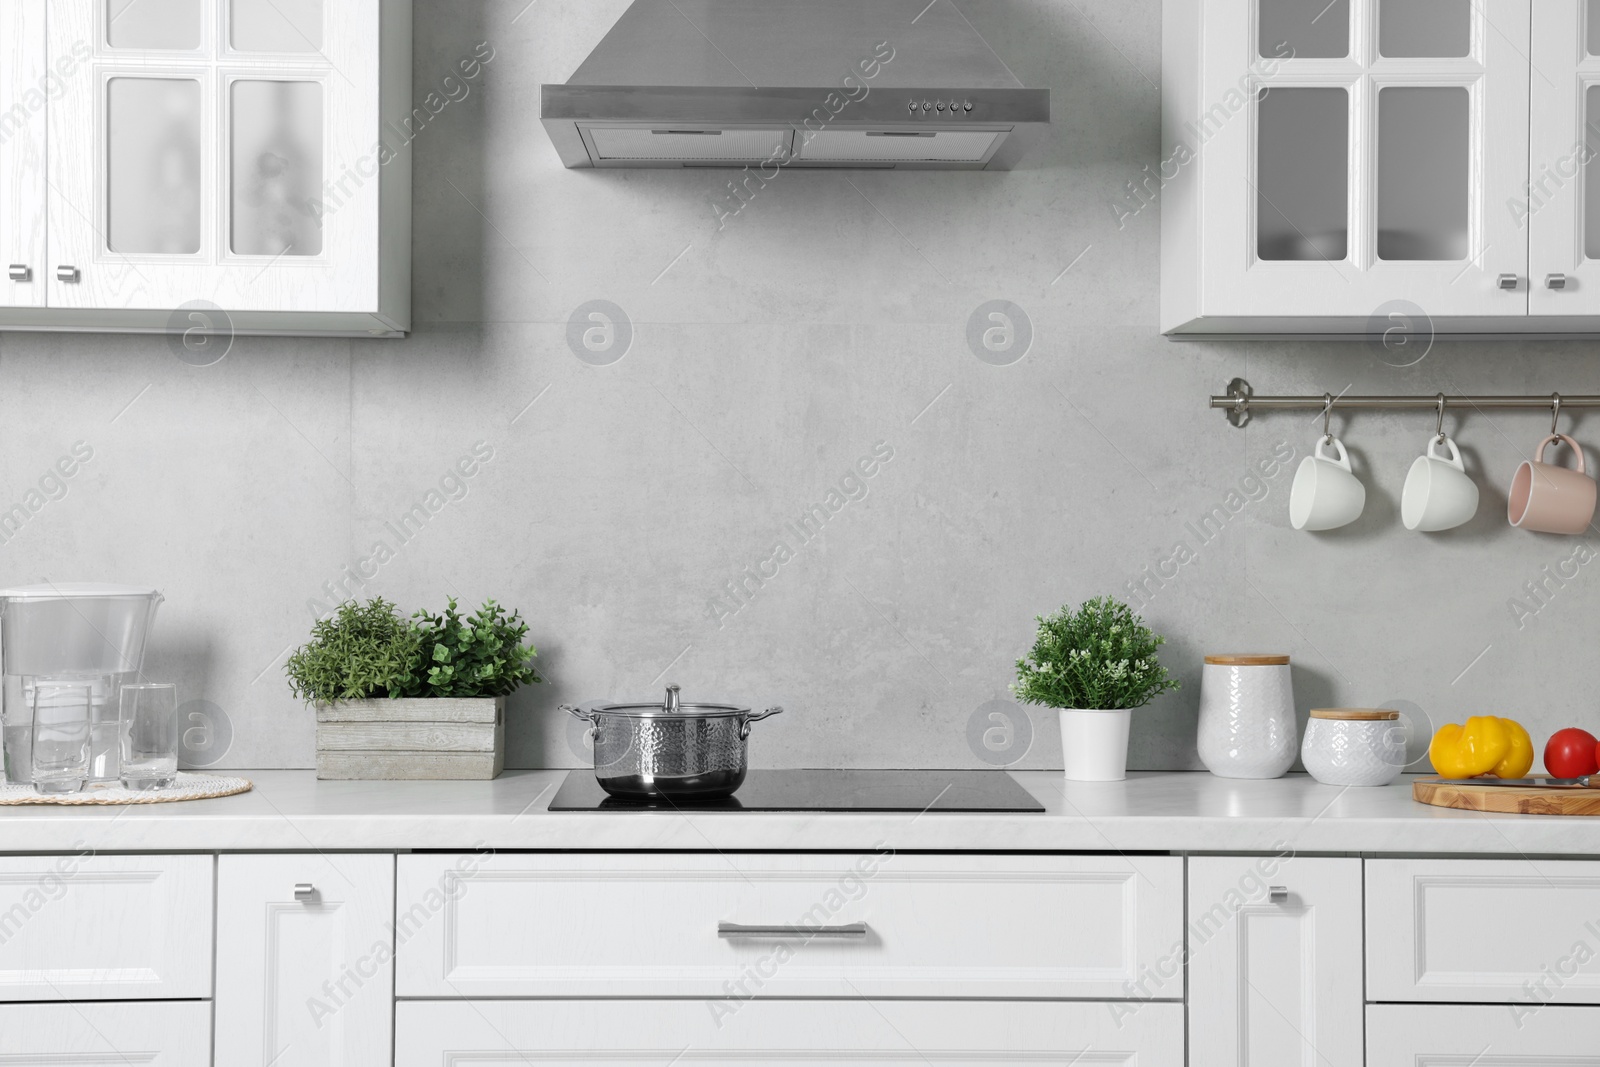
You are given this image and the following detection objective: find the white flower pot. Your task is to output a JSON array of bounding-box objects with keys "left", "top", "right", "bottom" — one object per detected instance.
[{"left": 1058, "top": 707, "right": 1132, "bottom": 782}]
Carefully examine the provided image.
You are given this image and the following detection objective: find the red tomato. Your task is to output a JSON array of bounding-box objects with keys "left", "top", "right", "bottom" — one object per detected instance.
[{"left": 1544, "top": 728, "right": 1600, "bottom": 778}]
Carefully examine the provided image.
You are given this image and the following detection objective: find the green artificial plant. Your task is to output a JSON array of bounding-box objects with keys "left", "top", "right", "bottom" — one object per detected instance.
[
  {"left": 1011, "top": 596, "right": 1179, "bottom": 711},
  {"left": 401, "top": 597, "right": 541, "bottom": 698},
  {"left": 284, "top": 598, "right": 421, "bottom": 704},
  {"left": 285, "top": 597, "right": 540, "bottom": 703}
]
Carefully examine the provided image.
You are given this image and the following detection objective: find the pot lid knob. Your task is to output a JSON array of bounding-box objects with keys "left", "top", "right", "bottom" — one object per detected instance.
[{"left": 664, "top": 684, "right": 681, "bottom": 715}]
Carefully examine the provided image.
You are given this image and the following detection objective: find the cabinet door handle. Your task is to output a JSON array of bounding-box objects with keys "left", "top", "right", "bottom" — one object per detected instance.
[
  {"left": 293, "top": 883, "right": 316, "bottom": 901},
  {"left": 8, "top": 264, "right": 29, "bottom": 282},
  {"left": 717, "top": 921, "right": 867, "bottom": 939},
  {"left": 1497, "top": 273, "right": 1520, "bottom": 291},
  {"left": 1546, "top": 273, "right": 1569, "bottom": 291},
  {"left": 56, "top": 265, "right": 79, "bottom": 283},
  {"left": 1268, "top": 885, "right": 1289, "bottom": 904}
]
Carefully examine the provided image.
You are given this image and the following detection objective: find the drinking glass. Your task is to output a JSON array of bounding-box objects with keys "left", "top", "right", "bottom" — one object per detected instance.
[
  {"left": 31, "top": 682, "right": 93, "bottom": 794},
  {"left": 119, "top": 683, "right": 179, "bottom": 790}
]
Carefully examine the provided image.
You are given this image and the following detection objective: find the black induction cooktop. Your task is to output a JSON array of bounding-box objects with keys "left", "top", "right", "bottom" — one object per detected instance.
[{"left": 547, "top": 769, "right": 1045, "bottom": 812}]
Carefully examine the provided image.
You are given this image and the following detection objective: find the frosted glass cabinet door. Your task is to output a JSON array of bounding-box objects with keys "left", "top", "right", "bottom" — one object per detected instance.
[
  {"left": 46, "top": 0, "right": 383, "bottom": 313},
  {"left": 1529, "top": 0, "right": 1600, "bottom": 316},
  {"left": 1194, "top": 0, "right": 1530, "bottom": 320},
  {"left": 0, "top": 3, "right": 46, "bottom": 308}
]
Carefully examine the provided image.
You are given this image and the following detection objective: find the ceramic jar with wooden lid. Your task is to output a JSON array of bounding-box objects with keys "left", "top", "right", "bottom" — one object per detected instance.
[
  {"left": 1300, "top": 709, "right": 1406, "bottom": 787},
  {"left": 1197, "top": 653, "right": 1297, "bottom": 779}
]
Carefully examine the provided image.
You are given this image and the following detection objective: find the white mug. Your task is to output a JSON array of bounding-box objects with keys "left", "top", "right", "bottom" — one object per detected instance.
[
  {"left": 1290, "top": 436, "right": 1366, "bottom": 531},
  {"left": 1402, "top": 435, "right": 1479, "bottom": 532}
]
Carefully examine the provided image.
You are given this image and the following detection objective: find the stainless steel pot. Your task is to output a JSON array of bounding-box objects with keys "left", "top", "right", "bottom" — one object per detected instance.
[{"left": 560, "top": 685, "right": 782, "bottom": 801}]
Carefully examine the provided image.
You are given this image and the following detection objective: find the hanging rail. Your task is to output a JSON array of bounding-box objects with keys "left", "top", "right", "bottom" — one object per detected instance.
[{"left": 1211, "top": 378, "right": 1600, "bottom": 428}]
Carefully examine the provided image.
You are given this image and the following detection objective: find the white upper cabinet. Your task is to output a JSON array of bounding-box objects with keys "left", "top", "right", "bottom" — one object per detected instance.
[
  {"left": 1162, "top": 0, "right": 1562, "bottom": 336},
  {"left": 1529, "top": 0, "right": 1600, "bottom": 316},
  {"left": 0, "top": 3, "right": 46, "bottom": 309},
  {"left": 0, "top": 0, "right": 410, "bottom": 336}
]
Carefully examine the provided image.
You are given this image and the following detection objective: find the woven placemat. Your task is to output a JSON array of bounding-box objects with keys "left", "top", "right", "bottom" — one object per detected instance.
[{"left": 0, "top": 772, "right": 252, "bottom": 805}]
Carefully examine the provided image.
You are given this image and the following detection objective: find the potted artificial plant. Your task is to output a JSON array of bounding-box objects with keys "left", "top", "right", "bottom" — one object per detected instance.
[
  {"left": 286, "top": 598, "right": 540, "bottom": 780},
  {"left": 1012, "top": 597, "right": 1178, "bottom": 782}
]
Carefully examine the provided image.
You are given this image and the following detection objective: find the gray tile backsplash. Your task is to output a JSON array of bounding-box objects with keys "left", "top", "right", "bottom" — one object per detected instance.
[{"left": 4, "top": 0, "right": 1597, "bottom": 771}]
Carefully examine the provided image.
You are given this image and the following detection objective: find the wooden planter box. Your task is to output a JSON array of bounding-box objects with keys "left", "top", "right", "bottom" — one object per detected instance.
[{"left": 315, "top": 697, "right": 504, "bottom": 780}]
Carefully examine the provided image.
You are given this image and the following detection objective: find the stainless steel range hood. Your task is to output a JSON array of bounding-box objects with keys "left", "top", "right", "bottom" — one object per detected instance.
[{"left": 541, "top": 0, "right": 1049, "bottom": 170}]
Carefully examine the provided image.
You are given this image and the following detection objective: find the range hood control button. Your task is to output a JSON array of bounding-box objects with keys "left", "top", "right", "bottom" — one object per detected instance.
[
  {"left": 964, "top": 101, "right": 974, "bottom": 111},
  {"left": 936, "top": 101, "right": 946, "bottom": 111},
  {"left": 908, "top": 99, "right": 917, "bottom": 111},
  {"left": 922, "top": 100, "right": 932, "bottom": 111}
]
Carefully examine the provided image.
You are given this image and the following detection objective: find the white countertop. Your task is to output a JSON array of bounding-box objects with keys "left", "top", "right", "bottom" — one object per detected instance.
[{"left": 1, "top": 770, "right": 1595, "bottom": 856}]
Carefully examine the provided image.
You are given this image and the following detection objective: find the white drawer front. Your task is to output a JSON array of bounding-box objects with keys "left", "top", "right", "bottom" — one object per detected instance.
[
  {"left": 1367, "top": 858, "right": 1600, "bottom": 1004},
  {"left": 1368, "top": 1003, "right": 1600, "bottom": 1062},
  {"left": 0, "top": 853, "right": 213, "bottom": 1000},
  {"left": 1189, "top": 856, "right": 1364, "bottom": 1067},
  {"left": 0, "top": 1000, "right": 211, "bottom": 1065},
  {"left": 396, "top": 852, "right": 1183, "bottom": 998},
  {"left": 395, "top": 999, "right": 1185, "bottom": 1067}
]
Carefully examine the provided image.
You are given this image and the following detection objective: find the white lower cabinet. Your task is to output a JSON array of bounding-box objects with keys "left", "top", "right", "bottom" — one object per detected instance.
[
  {"left": 1187, "top": 856, "right": 1364, "bottom": 1067},
  {"left": 13, "top": 846, "right": 1600, "bottom": 1066},
  {"left": 0, "top": 853, "right": 213, "bottom": 1000},
  {"left": 0, "top": 1000, "right": 211, "bottom": 1064},
  {"left": 394, "top": 999, "right": 1185, "bottom": 1067},
  {"left": 1367, "top": 858, "right": 1600, "bottom": 1003},
  {"left": 396, "top": 852, "right": 1184, "bottom": 999},
  {"left": 1367, "top": 1003, "right": 1600, "bottom": 1063},
  {"left": 215, "top": 853, "right": 395, "bottom": 1067}
]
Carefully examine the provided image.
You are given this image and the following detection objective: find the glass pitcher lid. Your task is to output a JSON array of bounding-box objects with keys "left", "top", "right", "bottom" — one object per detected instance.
[{"left": 0, "top": 584, "right": 161, "bottom": 600}]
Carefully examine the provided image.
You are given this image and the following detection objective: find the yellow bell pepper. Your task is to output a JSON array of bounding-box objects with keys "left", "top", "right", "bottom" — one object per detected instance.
[
  {"left": 1494, "top": 718, "right": 1534, "bottom": 779},
  {"left": 1429, "top": 716, "right": 1533, "bottom": 779}
]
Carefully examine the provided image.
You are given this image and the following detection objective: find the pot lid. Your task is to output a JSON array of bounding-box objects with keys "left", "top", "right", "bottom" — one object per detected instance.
[
  {"left": 590, "top": 701, "right": 752, "bottom": 718},
  {"left": 1204, "top": 653, "right": 1290, "bottom": 666},
  {"left": 0, "top": 583, "right": 162, "bottom": 600},
  {"left": 590, "top": 684, "right": 750, "bottom": 718}
]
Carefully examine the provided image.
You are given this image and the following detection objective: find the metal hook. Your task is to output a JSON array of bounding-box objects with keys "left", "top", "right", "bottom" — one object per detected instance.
[
  {"left": 1435, "top": 393, "right": 1447, "bottom": 443},
  {"left": 1552, "top": 393, "right": 1563, "bottom": 436},
  {"left": 1321, "top": 392, "right": 1334, "bottom": 442}
]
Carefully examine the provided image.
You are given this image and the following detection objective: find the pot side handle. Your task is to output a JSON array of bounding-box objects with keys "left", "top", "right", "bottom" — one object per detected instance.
[
  {"left": 559, "top": 704, "right": 592, "bottom": 721},
  {"left": 739, "top": 705, "right": 783, "bottom": 740}
]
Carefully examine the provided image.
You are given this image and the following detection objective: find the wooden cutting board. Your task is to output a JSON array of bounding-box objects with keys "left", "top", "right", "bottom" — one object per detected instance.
[{"left": 1413, "top": 777, "right": 1600, "bottom": 816}]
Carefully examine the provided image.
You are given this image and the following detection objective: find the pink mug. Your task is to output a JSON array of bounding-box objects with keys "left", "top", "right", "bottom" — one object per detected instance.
[{"left": 1509, "top": 434, "right": 1598, "bottom": 534}]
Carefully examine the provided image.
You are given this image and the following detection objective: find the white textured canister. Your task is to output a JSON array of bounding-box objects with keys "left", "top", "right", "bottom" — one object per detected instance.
[
  {"left": 1300, "top": 709, "right": 1407, "bottom": 787},
  {"left": 1196, "top": 654, "right": 1298, "bottom": 779}
]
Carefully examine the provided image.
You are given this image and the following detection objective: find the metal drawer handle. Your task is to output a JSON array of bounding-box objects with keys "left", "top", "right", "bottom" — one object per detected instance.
[
  {"left": 1497, "top": 273, "right": 1520, "bottom": 291},
  {"left": 1269, "top": 885, "right": 1289, "bottom": 904},
  {"left": 56, "top": 265, "right": 79, "bottom": 283},
  {"left": 293, "top": 883, "right": 316, "bottom": 901},
  {"left": 1547, "top": 273, "right": 1569, "bottom": 291},
  {"left": 8, "top": 264, "right": 29, "bottom": 282},
  {"left": 717, "top": 921, "right": 867, "bottom": 939}
]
